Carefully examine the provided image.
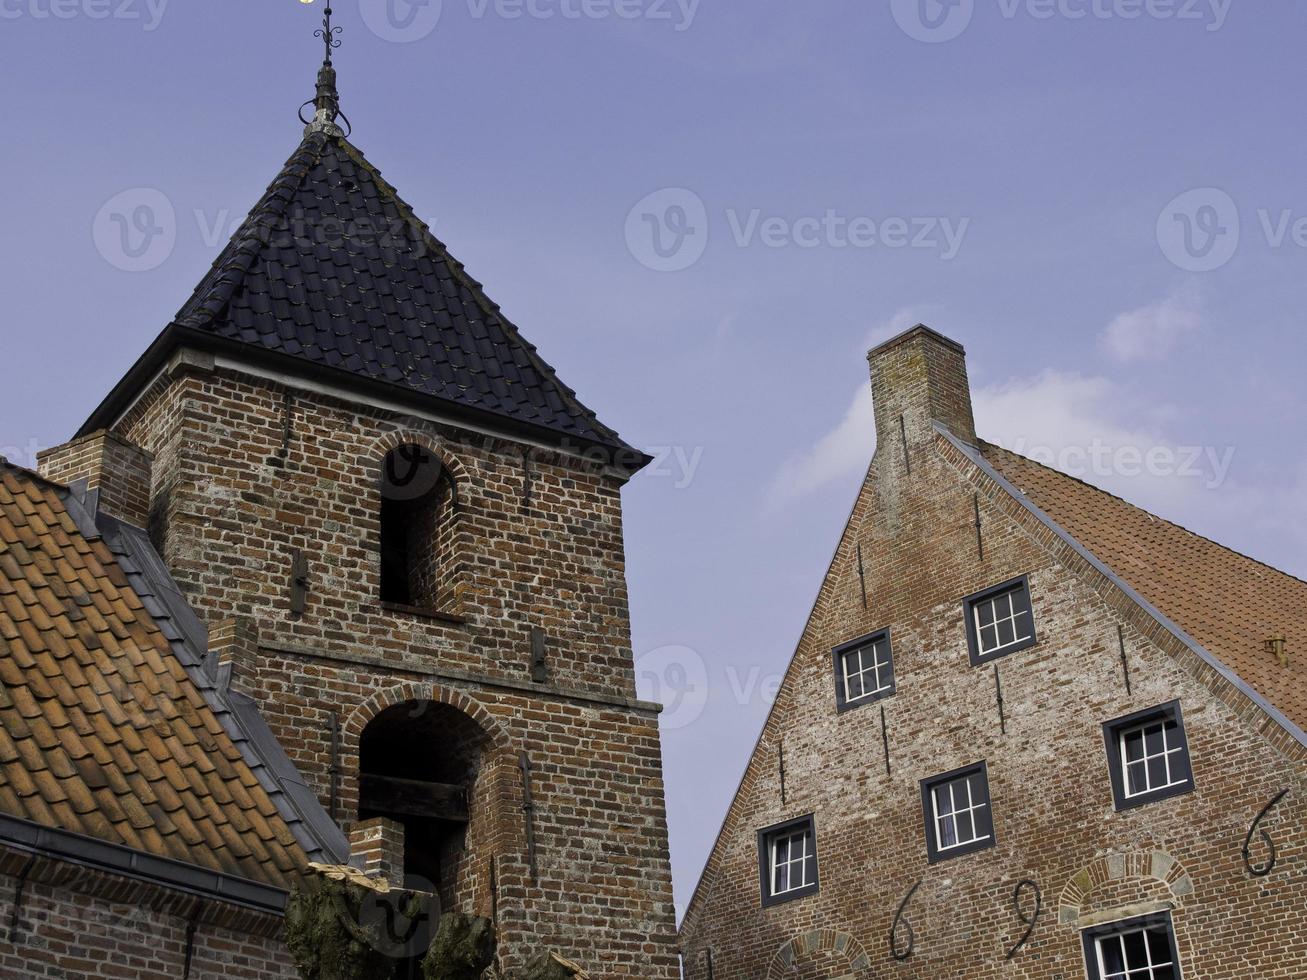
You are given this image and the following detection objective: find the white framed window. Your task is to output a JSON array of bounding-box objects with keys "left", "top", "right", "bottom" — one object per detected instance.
[
  {"left": 920, "top": 762, "right": 995, "bottom": 862},
  {"left": 964, "top": 577, "right": 1037, "bottom": 665},
  {"left": 756, "top": 815, "right": 819, "bottom": 907},
  {"left": 833, "top": 630, "right": 895, "bottom": 710},
  {"left": 1082, "top": 913, "right": 1183, "bottom": 980},
  {"left": 1103, "top": 702, "right": 1194, "bottom": 810}
]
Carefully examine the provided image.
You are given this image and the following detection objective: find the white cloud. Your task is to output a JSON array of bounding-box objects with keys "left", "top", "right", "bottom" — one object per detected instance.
[
  {"left": 1101, "top": 287, "right": 1203, "bottom": 362},
  {"left": 765, "top": 384, "right": 874, "bottom": 508}
]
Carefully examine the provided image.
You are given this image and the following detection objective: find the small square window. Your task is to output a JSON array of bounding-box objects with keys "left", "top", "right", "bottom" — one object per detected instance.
[
  {"left": 964, "top": 576, "right": 1037, "bottom": 665},
  {"left": 833, "top": 630, "right": 896, "bottom": 711},
  {"left": 1082, "top": 912, "right": 1183, "bottom": 980},
  {"left": 1103, "top": 702, "right": 1194, "bottom": 810},
  {"left": 920, "top": 762, "right": 995, "bottom": 863},
  {"left": 756, "top": 815, "right": 819, "bottom": 907}
]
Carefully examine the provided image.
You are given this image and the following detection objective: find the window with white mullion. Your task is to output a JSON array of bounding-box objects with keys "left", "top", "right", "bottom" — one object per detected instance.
[
  {"left": 964, "top": 577, "right": 1038, "bottom": 666},
  {"left": 770, "top": 829, "right": 812, "bottom": 896},
  {"left": 1103, "top": 702, "right": 1194, "bottom": 811},
  {"left": 842, "top": 640, "right": 891, "bottom": 703},
  {"left": 973, "top": 589, "right": 1033, "bottom": 657},
  {"left": 833, "top": 630, "right": 896, "bottom": 711},
  {"left": 757, "top": 816, "right": 819, "bottom": 906},
  {"left": 933, "top": 776, "right": 988, "bottom": 851},
  {"left": 1120, "top": 719, "right": 1187, "bottom": 798},
  {"left": 1084, "top": 916, "right": 1182, "bottom": 980},
  {"left": 921, "top": 763, "right": 995, "bottom": 862}
]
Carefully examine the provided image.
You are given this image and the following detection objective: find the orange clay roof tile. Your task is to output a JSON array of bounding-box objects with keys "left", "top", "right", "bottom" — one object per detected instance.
[
  {"left": 982, "top": 441, "right": 1307, "bottom": 735},
  {"left": 0, "top": 464, "right": 314, "bottom": 887}
]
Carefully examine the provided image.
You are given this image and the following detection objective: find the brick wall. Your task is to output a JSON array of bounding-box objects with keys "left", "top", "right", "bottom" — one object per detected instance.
[
  {"left": 111, "top": 357, "right": 680, "bottom": 978},
  {"left": 679, "top": 330, "right": 1307, "bottom": 979},
  {"left": 0, "top": 854, "right": 295, "bottom": 980}
]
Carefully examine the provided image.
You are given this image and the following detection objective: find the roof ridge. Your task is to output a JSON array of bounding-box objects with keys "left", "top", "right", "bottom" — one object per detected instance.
[
  {"left": 978, "top": 438, "right": 1307, "bottom": 591},
  {"left": 331, "top": 137, "right": 625, "bottom": 447}
]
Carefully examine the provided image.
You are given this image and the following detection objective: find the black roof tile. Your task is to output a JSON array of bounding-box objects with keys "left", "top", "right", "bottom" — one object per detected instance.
[{"left": 85, "top": 129, "right": 636, "bottom": 458}]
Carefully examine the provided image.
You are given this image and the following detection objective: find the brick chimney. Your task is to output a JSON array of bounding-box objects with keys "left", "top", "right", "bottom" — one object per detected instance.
[
  {"left": 37, "top": 430, "right": 154, "bottom": 529},
  {"left": 867, "top": 325, "right": 976, "bottom": 462}
]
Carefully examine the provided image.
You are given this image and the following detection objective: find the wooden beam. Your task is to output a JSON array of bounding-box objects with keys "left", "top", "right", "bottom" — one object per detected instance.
[{"left": 360, "top": 774, "right": 469, "bottom": 822}]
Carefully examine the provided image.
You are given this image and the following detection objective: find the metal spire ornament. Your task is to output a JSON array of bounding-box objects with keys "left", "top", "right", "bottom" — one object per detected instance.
[{"left": 299, "top": 2, "right": 351, "bottom": 136}]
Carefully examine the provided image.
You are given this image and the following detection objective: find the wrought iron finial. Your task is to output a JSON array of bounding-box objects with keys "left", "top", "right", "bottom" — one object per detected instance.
[
  {"left": 299, "top": 1, "right": 351, "bottom": 137},
  {"left": 315, "top": 4, "right": 342, "bottom": 65}
]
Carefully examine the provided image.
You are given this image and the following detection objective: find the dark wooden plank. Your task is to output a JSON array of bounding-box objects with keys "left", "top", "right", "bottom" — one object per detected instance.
[{"left": 360, "top": 774, "right": 469, "bottom": 822}]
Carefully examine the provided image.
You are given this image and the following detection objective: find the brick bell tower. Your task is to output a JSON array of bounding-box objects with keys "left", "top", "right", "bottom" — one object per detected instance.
[{"left": 54, "top": 17, "right": 680, "bottom": 978}]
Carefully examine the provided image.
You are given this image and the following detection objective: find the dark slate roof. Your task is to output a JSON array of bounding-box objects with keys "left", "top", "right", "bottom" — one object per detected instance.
[{"left": 82, "top": 130, "right": 635, "bottom": 458}]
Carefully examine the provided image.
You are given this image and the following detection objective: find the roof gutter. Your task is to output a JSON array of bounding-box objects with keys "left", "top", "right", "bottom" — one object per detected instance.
[
  {"left": 0, "top": 812, "right": 289, "bottom": 917},
  {"left": 77, "top": 323, "right": 654, "bottom": 473},
  {"left": 937, "top": 423, "right": 1307, "bottom": 751}
]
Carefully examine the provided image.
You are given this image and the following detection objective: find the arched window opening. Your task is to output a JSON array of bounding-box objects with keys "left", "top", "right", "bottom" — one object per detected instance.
[
  {"left": 359, "top": 701, "right": 487, "bottom": 910},
  {"left": 379, "top": 444, "right": 458, "bottom": 609}
]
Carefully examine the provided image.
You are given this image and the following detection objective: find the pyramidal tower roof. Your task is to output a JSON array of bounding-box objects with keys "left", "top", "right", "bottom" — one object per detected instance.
[{"left": 82, "top": 11, "right": 639, "bottom": 464}]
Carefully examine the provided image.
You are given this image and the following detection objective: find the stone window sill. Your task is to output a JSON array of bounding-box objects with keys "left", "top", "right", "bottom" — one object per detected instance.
[{"left": 376, "top": 601, "right": 470, "bottom": 626}]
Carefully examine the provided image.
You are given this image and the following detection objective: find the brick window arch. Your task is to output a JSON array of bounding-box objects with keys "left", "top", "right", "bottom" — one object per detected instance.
[{"left": 378, "top": 442, "right": 461, "bottom": 611}]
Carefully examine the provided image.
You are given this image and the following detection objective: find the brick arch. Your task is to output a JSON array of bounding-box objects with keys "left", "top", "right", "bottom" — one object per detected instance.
[
  {"left": 344, "top": 680, "right": 510, "bottom": 750},
  {"left": 766, "top": 929, "right": 873, "bottom": 979},
  {"left": 370, "top": 427, "right": 473, "bottom": 495},
  {"left": 1057, "top": 849, "right": 1195, "bottom": 924}
]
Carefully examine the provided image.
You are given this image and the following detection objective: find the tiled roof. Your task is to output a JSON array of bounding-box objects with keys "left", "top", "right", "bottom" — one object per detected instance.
[
  {"left": 982, "top": 441, "right": 1307, "bottom": 733},
  {"left": 0, "top": 461, "right": 345, "bottom": 887},
  {"left": 159, "top": 129, "right": 630, "bottom": 451}
]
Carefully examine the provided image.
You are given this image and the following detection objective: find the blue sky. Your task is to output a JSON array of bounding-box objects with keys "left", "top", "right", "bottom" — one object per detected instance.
[{"left": 2, "top": 0, "right": 1305, "bottom": 919}]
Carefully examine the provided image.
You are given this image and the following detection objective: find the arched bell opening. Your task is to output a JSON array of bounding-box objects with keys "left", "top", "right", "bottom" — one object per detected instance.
[{"left": 359, "top": 700, "right": 487, "bottom": 910}]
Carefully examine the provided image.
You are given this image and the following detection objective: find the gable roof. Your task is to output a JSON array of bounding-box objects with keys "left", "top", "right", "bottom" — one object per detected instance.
[
  {"left": 980, "top": 439, "right": 1307, "bottom": 734},
  {"left": 79, "top": 129, "right": 642, "bottom": 464},
  {"left": 0, "top": 460, "right": 347, "bottom": 892}
]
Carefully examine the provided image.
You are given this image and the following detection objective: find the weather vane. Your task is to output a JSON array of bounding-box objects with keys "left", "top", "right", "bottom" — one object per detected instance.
[{"left": 314, "top": 3, "right": 342, "bottom": 65}]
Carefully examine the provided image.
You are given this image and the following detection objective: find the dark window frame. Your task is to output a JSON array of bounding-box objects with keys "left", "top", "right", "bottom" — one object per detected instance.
[
  {"left": 920, "top": 761, "right": 996, "bottom": 864},
  {"left": 1102, "top": 701, "right": 1195, "bottom": 811},
  {"left": 963, "top": 575, "right": 1038, "bottom": 666},
  {"left": 756, "top": 815, "right": 819, "bottom": 908},
  {"left": 1081, "top": 911, "right": 1184, "bottom": 980},
  {"left": 832, "top": 629, "right": 896, "bottom": 712}
]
